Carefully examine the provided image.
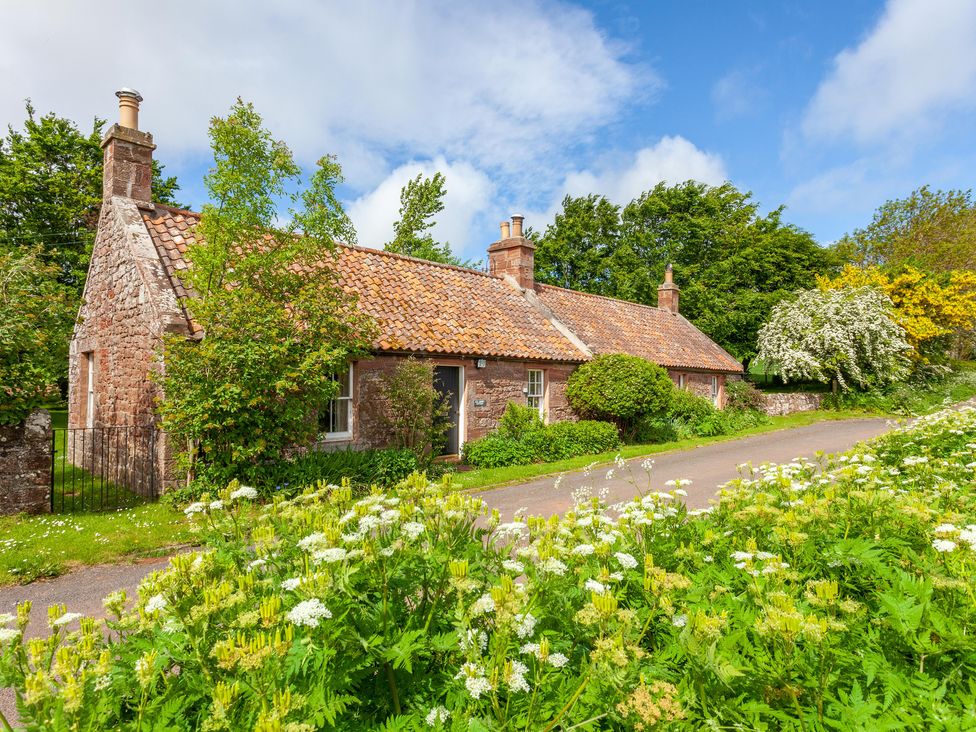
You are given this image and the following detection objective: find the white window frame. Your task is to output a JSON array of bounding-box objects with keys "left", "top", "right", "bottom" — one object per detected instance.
[
  {"left": 711, "top": 375, "right": 720, "bottom": 406},
  {"left": 678, "top": 373, "right": 686, "bottom": 390},
  {"left": 527, "top": 369, "right": 545, "bottom": 419},
  {"left": 85, "top": 352, "right": 95, "bottom": 428},
  {"left": 322, "top": 364, "right": 354, "bottom": 441}
]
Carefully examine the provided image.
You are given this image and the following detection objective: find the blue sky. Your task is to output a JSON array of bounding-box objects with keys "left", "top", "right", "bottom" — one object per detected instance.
[{"left": 2, "top": 0, "right": 974, "bottom": 258}]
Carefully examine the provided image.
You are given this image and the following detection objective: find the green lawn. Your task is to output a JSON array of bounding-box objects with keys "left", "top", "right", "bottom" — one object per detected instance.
[
  {"left": 0, "top": 502, "right": 195, "bottom": 586},
  {"left": 454, "top": 408, "right": 877, "bottom": 492}
]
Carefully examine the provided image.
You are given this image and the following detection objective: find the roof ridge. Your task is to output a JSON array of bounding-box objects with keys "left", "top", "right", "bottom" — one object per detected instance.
[
  {"left": 535, "top": 281, "right": 671, "bottom": 315},
  {"left": 146, "top": 205, "right": 498, "bottom": 281}
]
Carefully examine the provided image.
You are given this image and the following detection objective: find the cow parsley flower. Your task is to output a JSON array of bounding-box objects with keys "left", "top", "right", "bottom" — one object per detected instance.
[
  {"left": 506, "top": 659, "right": 531, "bottom": 693},
  {"left": 298, "top": 532, "right": 326, "bottom": 551},
  {"left": 548, "top": 652, "right": 569, "bottom": 668},
  {"left": 572, "top": 543, "right": 595, "bottom": 556},
  {"left": 208, "top": 500, "right": 224, "bottom": 511},
  {"left": 402, "top": 521, "right": 425, "bottom": 539},
  {"left": 470, "top": 594, "right": 496, "bottom": 616},
  {"left": 538, "top": 558, "right": 568, "bottom": 576},
  {"left": 229, "top": 485, "right": 258, "bottom": 501},
  {"left": 281, "top": 577, "right": 302, "bottom": 591},
  {"left": 286, "top": 599, "right": 332, "bottom": 627},
  {"left": 502, "top": 559, "right": 525, "bottom": 573},
  {"left": 312, "top": 547, "right": 348, "bottom": 564},
  {"left": 425, "top": 707, "right": 450, "bottom": 727},
  {"left": 514, "top": 612, "right": 537, "bottom": 639},
  {"left": 584, "top": 579, "right": 607, "bottom": 595},
  {"left": 51, "top": 612, "right": 82, "bottom": 628},
  {"left": 932, "top": 539, "right": 957, "bottom": 553},
  {"left": 183, "top": 502, "right": 207, "bottom": 516},
  {"left": 0, "top": 628, "right": 21, "bottom": 644},
  {"left": 145, "top": 594, "right": 167, "bottom": 614},
  {"left": 614, "top": 552, "right": 638, "bottom": 569},
  {"left": 672, "top": 613, "right": 688, "bottom": 628},
  {"left": 455, "top": 663, "right": 492, "bottom": 699}
]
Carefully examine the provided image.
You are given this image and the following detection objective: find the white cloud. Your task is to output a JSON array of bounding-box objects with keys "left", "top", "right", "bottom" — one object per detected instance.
[
  {"left": 0, "top": 0, "right": 646, "bottom": 188},
  {"left": 711, "top": 69, "right": 764, "bottom": 120},
  {"left": 347, "top": 158, "right": 495, "bottom": 258},
  {"left": 523, "top": 136, "right": 728, "bottom": 227},
  {"left": 803, "top": 0, "right": 976, "bottom": 143}
]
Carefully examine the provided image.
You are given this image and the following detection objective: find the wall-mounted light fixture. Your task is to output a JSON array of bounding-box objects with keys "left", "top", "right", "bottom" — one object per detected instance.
[{"left": 475, "top": 358, "right": 487, "bottom": 369}]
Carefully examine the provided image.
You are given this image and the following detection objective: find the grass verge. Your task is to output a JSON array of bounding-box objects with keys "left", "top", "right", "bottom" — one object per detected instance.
[
  {"left": 0, "top": 502, "right": 194, "bottom": 587},
  {"left": 455, "top": 408, "right": 879, "bottom": 492}
]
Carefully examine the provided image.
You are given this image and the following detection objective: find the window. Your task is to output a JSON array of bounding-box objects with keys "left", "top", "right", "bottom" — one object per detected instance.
[
  {"left": 678, "top": 373, "right": 686, "bottom": 390},
  {"left": 320, "top": 365, "right": 353, "bottom": 439},
  {"left": 527, "top": 369, "right": 545, "bottom": 418},
  {"left": 711, "top": 375, "right": 720, "bottom": 406},
  {"left": 85, "top": 352, "right": 95, "bottom": 428}
]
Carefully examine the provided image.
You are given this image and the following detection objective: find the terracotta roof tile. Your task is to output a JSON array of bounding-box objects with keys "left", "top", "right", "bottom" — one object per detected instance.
[
  {"left": 535, "top": 284, "right": 743, "bottom": 373},
  {"left": 142, "top": 205, "right": 741, "bottom": 372},
  {"left": 142, "top": 205, "right": 585, "bottom": 361}
]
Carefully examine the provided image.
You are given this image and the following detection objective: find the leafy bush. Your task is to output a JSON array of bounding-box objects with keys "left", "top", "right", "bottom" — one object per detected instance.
[
  {"left": 634, "top": 389, "right": 770, "bottom": 444},
  {"left": 496, "top": 402, "right": 543, "bottom": 441},
  {"left": 827, "top": 362, "right": 976, "bottom": 416},
  {"left": 378, "top": 357, "right": 452, "bottom": 462},
  {"left": 463, "top": 419, "right": 620, "bottom": 468},
  {"left": 566, "top": 353, "right": 675, "bottom": 436},
  {"left": 174, "top": 447, "right": 419, "bottom": 502},
  {"left": 724, "top": 378, "right": 766, "bottom": 411},
  {"left": 6, "top": 407, "right": 976, "bottom": 729},
  {"left": 461, "top": 434, "right": 535, "bottom": 469}
]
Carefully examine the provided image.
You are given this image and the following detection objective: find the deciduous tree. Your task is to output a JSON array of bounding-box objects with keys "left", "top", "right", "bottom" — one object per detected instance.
[
  {"left": 385, "top": 172, "right": 466, "bottom": 265},
  {"left": 158, "top": 100, "right": 374, "bottom": 482}
]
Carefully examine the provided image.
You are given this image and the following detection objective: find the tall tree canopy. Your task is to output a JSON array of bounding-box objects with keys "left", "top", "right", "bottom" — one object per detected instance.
[
  {"left": 533, "top": 182, "right": 839, "bottom": 364},
  {"left": 385, "top": 172, "right": 466, "bottom": 266},
  {"left": 159, "top": 100, "right": 374, "bottom": 482},
  {"left": 833, "top": 186, "right": 976, "bottom": 273},
  {"left": 0, "top": 101, "right": 181, "bottom": 290}
]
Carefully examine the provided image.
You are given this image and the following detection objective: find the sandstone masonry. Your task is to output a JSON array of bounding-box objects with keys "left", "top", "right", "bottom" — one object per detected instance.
[{"left": 0, "top": 410, "right": 51, "bottom": 515}]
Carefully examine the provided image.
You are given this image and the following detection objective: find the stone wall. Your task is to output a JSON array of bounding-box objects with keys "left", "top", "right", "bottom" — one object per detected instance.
[
  {"left": 344, "top": 355, "right": 578, "bottom": 451},
  {"left": 760, "top": 392, "right": 823, "bottom": 417},
  {"left": 0, "top": 410, "right": 51, "bottom": 515},
  {"left": 68, "top": 197, "right": 190, "bottom": 491}
]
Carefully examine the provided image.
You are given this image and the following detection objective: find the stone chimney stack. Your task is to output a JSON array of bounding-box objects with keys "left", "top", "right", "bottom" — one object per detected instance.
[
  {"left": 101, "top": 88, "right": 155, "bottom": 208},
  {"left": 488, "top": 214, "right": 535, "bottom": 290},
  {"left": 657, "top": 263, "right": 680, "bottom": 313}
]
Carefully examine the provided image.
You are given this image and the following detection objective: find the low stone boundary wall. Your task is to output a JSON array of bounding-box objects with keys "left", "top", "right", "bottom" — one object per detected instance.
[
  {"left": 0, "top": 409, "right": 51, "bottom": 515},
  {"left": 760, "top": 393, "right": 823, "bottom": 417}
]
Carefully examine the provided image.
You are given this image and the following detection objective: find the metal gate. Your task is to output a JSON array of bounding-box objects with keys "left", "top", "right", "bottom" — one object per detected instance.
[{"left": 51, "top": 426, "right": 159, "bottom": 512}]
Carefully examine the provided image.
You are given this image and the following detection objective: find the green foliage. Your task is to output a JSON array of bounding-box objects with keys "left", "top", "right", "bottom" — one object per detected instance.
[
  {"left": 0, "top": 247, "right": 74, "bottom": 424},
  {"left": 7, "top": 407, "right": 976, "bottom": 729},
  {"left": 835, "top": 185, "right": 976, "bottom": 273},
  {"left": 385, "top": 172, "right": 466, "bottom": 265},
  {"left": 635, "top": 388, "right": 770, "bottom": 443},
  {"left": 566, "top": 353, "right": 674, "bottom": 436},
  {"left": 533, "top": 182, "right": 839, "bottom": 363},
  {"left": 827, "top": 362, "right": 976, "bottom": 416},
  {"left": 496, "top": 402, "right": 543, "bottom": 441},
  {"left": 158, "top": 100, "right": 374, "bottom": 480},
  {"left": 377, "top": 358, "right": 452, "bottom": 463},
  {"left": 173, "top": 447, "right": 420, "bottom": 503},
  {"left": 463, "top": 416, "right": 620, "bottom": 468},
  {"left": 0, "top": 101, "right": 181, "bottom": 290},
  {"left": 724, "top": 378, "right": 766, "bottom": 411}
]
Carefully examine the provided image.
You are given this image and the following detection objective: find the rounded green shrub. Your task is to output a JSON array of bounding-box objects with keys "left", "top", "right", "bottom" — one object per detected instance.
[
  {"left": 497, "top": 402, "right": 544, "bottom": 441},
  {"left": 462, "top": 434, "right": 535, "bottom": 468},
  {"left": 566, "top": 354, "right": 675, "bottom": 436}
]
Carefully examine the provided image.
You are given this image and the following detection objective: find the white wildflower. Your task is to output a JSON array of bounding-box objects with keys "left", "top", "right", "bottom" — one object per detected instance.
[
  {"left": 614, "top": 552, "right": 638, "bottom": 570},
  {"left": 247, "top": 559, "right": 267, "bottom": 572},
  {"left": 51, "top": 612, "right": 82, "bottom": 628},
  {"left": 514, "top": 612, "right": 537, "bottom": 639},
  {"left": 286, "top": 599, "right": 332, "bottom": 627},
  {"left": 502, "top": 559, "right": 525, "bottom": 573},
  {"left": 281, "top": 577, "right": 303, "bottom": 591},
  {"left": 229, "top": 485, "right": 258, "bottom": 501},
  {"left": 470, "top": 594, "right": 496, "bottom": 616},
  {"left": 572, "top": 543, "right": 595, "bottom": 556},
  {"left": 425, "top": 706, "right": 450, "bottom": 727},
  {"left": 548, "top": 652, "right": 569, "bottom": 668},
  {"left": 298, "top": 532, "right": 326, "bottom": 551},
  {"left": 402, "top": 521, "right": 425, "bottom": 539},
  {"left": 933, "top": 523, "right": 958, "bottom": 534},
  {"left": 311, "top": 547, "right": 348, "bottom": 564},
  {"left": 208, "top": 500, "right": 224, "bottom": 511},
  {"left": 455, "top": 663, "right": 492, "bottom": 699},
  {"left": 183, "top": 502, "right": 206, "bottom": 516},
  {"left": 145, "top": 594, "right": 167, "bottom": 614},
  {"left": 506, "top": 659, "right": 531, "bottom": 693},
  {"left": 933, "top": 539, "right": 957, "bottom": 553},
  {"left": 537, "top": 558, "right": 568, "bottom": 576},
  {"left": 672, "top": 613, "right": 688, "bottom": 628},
  {"left": 0, "top": 628, "right": 21, "bottom": 644},
  {"left": 584, "top": 579, "right": 607, "bottom": 595}
]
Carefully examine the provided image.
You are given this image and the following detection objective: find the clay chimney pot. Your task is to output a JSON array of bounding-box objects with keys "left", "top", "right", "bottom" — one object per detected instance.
[
  {"left": 500, "top": 221, "right": 511, "bottom": 239},
  {"left": 116, "top": 88, "right": 143, "bottom": 130},
  {"left": 511, "top": 214, "right": 524, "bottom": 238}
]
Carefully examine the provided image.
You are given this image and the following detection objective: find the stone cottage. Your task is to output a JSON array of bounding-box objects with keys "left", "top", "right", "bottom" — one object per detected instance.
[{"left": 68, "top": 90, "right": 742, "bottom": 487}]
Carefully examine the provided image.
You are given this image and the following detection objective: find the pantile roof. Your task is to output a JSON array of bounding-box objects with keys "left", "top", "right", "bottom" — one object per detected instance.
[
  {"left": 142, "top": 204, "right": 742, "bottom": 372},
  {"left": 535, "top": 284, "right": 743, "bottom": 373}
]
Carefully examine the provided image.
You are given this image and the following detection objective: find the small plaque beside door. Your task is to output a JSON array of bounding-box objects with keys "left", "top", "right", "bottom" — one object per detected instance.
[{"left": 473, "top": 398, "right": 486, "bottom": 407}]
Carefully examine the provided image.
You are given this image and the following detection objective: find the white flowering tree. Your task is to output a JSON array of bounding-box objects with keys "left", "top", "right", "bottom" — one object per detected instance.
[{"left": 757, "top": 286, "right": 910, "bottom": 391}]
